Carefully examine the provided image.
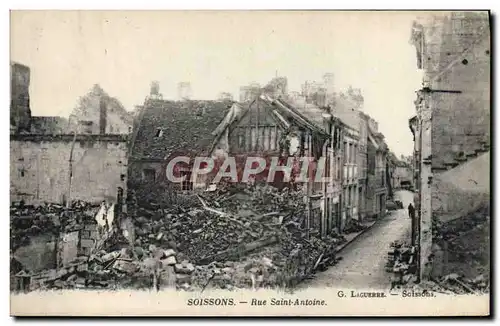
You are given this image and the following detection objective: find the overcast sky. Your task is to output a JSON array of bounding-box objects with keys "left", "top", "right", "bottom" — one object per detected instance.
[{"left": 11, "top": 11, "right": 423, "bottom": 156}]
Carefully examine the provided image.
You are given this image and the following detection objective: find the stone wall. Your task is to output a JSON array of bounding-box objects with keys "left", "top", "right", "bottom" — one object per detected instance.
[
  {"left": 411, "top": 11, "right": 490, "bottom": 280},
  {"left": 10, "top": 134, "right": 128, "bottom": 205},
  {"left": 430, "top": 14, "right": 490, "bottom": 168},
  {"left": 432, "top": 152, "right": 489, "bottom": 224}
]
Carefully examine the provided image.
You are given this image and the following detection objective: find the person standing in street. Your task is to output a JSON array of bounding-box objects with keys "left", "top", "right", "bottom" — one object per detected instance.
[{"left": 408, "top": 203, "right": 415, "bottom": 220}]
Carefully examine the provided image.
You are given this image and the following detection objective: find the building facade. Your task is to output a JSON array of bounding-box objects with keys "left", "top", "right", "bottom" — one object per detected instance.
[
  {"left": 409, "top": 11, "right": 491, "bottom": 279},
  {"left": 392, "top": 163, "right": 413, "bottom": 189},
  {"left": 333, "top": 89, "right": 363, "bottom": 224},
  {"left": 357, "top": 113, "right": 369, "bottom": 220},
  {"left": 365, "top": 128, "right": 388, "bottom": 219},
  {"left": 342, "top": 125, "right": 359, "bottom": 223}
]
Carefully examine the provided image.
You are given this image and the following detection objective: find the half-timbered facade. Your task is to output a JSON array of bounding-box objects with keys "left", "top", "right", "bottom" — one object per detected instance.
[{"left": 211, "top": 94, "right": 346, "bottom": 237}]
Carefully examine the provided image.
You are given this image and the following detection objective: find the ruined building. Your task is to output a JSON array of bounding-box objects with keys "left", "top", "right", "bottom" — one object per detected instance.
[
  {"left": 68, "top": 84, "right": 134, "bottom": 135},
  {"left": 10, "top": 65, "right": 129, "bottom": 207},
  {"left": 128, "top": 83, "right": 233, "bottom": 191},
  {"left": 211, "top": 93, "right": 346, "bottom": 237},
  {"left": 409, "top": 11, "right": 490, "bottom": 280}
]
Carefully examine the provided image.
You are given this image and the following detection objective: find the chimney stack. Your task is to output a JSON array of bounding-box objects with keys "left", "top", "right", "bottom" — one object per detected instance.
[
  {"left": 99, "top": 96, "right": 107, "bottom": 134},
  {"left": 178, "top": 82, "right": 192, "bottom": 101},
  {"left": 150, "top": 81, "right": 160, "bottom": 96}
]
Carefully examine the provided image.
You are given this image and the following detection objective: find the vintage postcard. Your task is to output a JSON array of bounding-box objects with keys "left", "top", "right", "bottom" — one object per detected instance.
[{"left": 9, "top": 10, "right": 490, "bottom": 316}]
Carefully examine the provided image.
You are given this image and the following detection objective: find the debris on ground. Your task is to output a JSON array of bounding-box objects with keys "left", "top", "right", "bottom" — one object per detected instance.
[
  {"left": 425, "top": 203, "right": 490, "bottom": 294},
  {"left": 386, "top": 240, "right": 418, "bottom": 289},
  {"left": 387, "top": 204, "right": 490, "bottom": 295},
  {"left": 10, "top": 200, "right": 101, "bottom": 252},
  {"left": 11, "top": 183, "right": 352, "bottom": 292},
  {"left": 343, "top": 219, "right": 367, "bottom": 234}
]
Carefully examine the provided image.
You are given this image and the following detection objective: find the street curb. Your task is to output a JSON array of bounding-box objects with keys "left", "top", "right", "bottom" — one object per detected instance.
[{"left": 335, "top": 211, "right": 395, "bottom": 254}]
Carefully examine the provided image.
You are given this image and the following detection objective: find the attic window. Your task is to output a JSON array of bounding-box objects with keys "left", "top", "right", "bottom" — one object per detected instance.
[{"left": 155, "top": 128, "right": 163, "bottom": 138}]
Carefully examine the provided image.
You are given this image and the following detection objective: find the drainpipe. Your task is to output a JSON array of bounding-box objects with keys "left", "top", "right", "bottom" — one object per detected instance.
[
  {"left": 66, "top": 131, "right": 78, "bottom": 209},
  {"left": 55, "top": 131, "right": 78, "bottom": 269}
]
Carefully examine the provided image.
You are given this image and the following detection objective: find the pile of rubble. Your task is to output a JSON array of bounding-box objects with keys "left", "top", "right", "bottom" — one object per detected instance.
[
  {"left": 11, "top": 183, "right": 349, "bottom": 292},
  {"left": 386, "top": 240, "right": 489, "bottom": 295},
  {"left": 343, "top": 219, "right": 367, "bottom": 234},
  {"left": 127, "top": 183, "right": 347, "bottom": 290},
  {"left": 386, "top": 240, "right": 418, "bottom": 288},
  {"left": 132, "top": 206, "right": 270, "bottom": 264},
  {"left": 425, "top": 203, "right": 490, "bottom": 294},
  {"left": 13, "top": 226, "right": 199, "bottom": 292},
  {"left": 401, "top": 273, "right": 490, "bottom": 295},
  {"left": 10, "top": 200, "right": 100, "bottom": 252}
]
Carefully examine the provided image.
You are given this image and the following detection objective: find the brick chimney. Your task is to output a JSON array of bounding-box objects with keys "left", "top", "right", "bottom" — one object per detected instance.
[{"left": 10, "top": 62, "right": 32, "bottom": 133}]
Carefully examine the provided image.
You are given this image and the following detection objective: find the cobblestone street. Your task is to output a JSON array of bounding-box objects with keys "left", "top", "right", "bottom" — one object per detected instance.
[{"left": 300, "top": 191, "right": 414, "bottom": 290}]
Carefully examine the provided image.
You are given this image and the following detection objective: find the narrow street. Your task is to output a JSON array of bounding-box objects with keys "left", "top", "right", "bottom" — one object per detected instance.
[{"left": 300, "top": 190, "right": 414, "bottom": 290}]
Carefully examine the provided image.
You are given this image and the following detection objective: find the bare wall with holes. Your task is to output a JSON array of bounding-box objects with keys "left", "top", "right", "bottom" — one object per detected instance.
[
  {"left": 10, "top": 136, "right": 128, "bottom": 205},
  {"left": 430, "top": 14, "right": 490, "bottom": 169}
]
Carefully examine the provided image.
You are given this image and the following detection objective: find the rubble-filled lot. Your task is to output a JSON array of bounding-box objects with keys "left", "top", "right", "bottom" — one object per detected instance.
[
  {"left": 10, "top": 200, "right": 102, "bottom": 253},
  {"left": 388, "top": 203, "right": 490, "bottom": 295},
  {"left": 11, "top": 184, "right": 349, "bottom": 292}
]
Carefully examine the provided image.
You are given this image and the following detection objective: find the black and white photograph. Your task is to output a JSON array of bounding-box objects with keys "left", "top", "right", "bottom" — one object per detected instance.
[{"left": 9, "top": 10, "right": 491, "bottom": 316}]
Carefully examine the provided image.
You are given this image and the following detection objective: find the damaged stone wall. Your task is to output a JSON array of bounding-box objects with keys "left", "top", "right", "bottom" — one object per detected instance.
[
  {"left": 68, "top": 84, "right": 133, "bottom": 135},
  {"left": 432, "top": 152, "right": 489, "bottom": 224},
  {"left": 10, "top": 134, "right": 128, "bottom": 205},
  {"left": 342, "top": 130, "right": 359, "bottom": 223},
  {"left": 412, "top": 11, "right": 490, "bottom": 280},
  {"left": 429, "top": 13, "right": 490, "bottom": 169}
]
